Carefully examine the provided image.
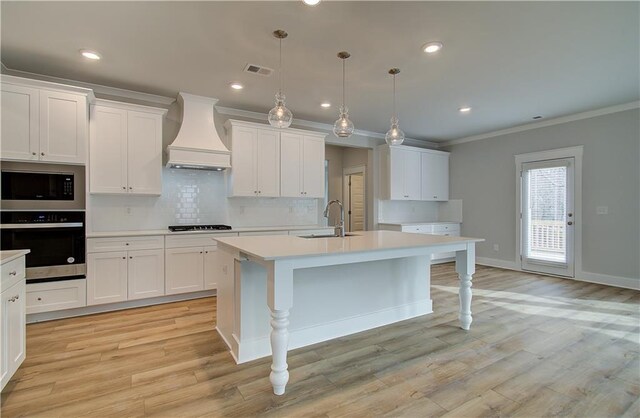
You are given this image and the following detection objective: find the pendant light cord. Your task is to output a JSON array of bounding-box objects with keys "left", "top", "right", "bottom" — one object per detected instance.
[
  {"left": 342, "top": 59, "right": 346, "bottom": 109},
  {"left": 279, "top": 38, "right": 283, "bottom": 95},
  {"left": 393, "top": 74, "right": 396, "bottom": 119}
]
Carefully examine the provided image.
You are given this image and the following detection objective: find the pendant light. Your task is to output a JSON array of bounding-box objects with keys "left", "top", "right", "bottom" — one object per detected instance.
[
  {"left": 385, "top": 68, "right": 405, "bottom": 145},
  {"left": 268, "top": 30, "right": 293, "bottom": 128},
  {"left": 333, "top": 51, "right": 354, "bottom": 138}
]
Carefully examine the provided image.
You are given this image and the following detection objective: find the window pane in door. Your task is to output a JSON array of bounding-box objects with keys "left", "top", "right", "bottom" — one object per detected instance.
[{"left": 526, "top": 166, "right": 567, "bottom": 263}]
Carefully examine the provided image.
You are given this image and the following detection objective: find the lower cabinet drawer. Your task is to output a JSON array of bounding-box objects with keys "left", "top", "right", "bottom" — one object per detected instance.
[
  {"left": 26, "top": 279, "right": 87, "bottom": 314},
  {"left": 1, "top": 257, "right": 26, "bottom": 293}
]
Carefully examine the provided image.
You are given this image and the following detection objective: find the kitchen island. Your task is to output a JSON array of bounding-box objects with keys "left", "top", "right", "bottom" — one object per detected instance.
[{"left": 215, "top": 230, "right": 482, "bottom": 395}]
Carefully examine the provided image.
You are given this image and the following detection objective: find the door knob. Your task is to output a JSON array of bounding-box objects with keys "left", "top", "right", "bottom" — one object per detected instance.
[
  {"left": 568, "top": 213, "right": 573, "bottom": 217},
  {"left": 568, "top": 221, "right": 573, "bottom": 225}
]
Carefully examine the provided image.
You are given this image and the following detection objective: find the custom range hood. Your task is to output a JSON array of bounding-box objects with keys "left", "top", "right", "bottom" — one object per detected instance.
[{"left": 166, "top": 92, "right": 231, "bottom": 170}]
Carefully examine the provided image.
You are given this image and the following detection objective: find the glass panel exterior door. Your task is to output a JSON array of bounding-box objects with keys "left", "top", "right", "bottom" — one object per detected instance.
[{"left": 521, "top": 158, "right": 574, "bottom": 277}]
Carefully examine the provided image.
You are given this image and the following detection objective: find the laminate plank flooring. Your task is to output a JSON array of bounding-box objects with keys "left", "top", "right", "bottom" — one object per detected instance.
[{"left": 1, "top": 264, "right": 638, "bottom": 417}]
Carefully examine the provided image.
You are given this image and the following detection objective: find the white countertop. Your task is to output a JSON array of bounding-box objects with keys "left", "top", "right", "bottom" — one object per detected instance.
[
  {"left": 87, "top": 225, "right": 332, "bottom": 238},
  {"left": 1, "top": 249, "right": 30, "bottom": 265},
  {"left": 215, "top": 230, "right": 482, "bottom": 261},
  {"left": 378, "top": 221, "right": 461, "bottom": 226}
]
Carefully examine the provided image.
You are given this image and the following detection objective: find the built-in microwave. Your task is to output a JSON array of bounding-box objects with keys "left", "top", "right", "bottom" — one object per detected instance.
[{"left": 0, "top": 162, "right": 85, "bottom": 210}]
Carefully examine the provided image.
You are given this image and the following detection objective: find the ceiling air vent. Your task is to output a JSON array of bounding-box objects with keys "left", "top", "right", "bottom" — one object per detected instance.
[{"left": 244, "top": 63, "right": 274, "bottom": 77}]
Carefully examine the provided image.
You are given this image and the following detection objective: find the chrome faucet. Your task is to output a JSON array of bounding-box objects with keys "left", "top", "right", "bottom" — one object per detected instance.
[{"left": 323, "top": 200, "right": 345, "bottom": 237}]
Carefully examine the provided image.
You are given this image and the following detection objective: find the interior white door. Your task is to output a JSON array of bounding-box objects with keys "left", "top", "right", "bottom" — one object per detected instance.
[
  {"left": 520, "top": 158, "right": 575, "bottom": 277},
  {"left": 345, "top": 173, "right": 365, "bottom": 232}
]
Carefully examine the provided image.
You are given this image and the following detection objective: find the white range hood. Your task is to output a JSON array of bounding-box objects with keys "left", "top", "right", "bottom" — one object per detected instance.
[{"left": 166, "top": 92, "right": 231, "bottom": 170}]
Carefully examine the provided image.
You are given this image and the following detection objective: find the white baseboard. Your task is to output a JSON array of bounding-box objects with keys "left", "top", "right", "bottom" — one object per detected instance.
[
  {"left": 575, "top": 271, "right": 640, "bottom": 291},
  {"left": 27, "top": 290, "right": 216, "bottom": 323},
  {"left": 476, "top": 256, "right": 520, "bottom": 271},
  {"left": 231, "top": 299, "right": 433, "bottom": 364},
  {"left": 476, "top": 257, "right": 639, "bottom": 290}
]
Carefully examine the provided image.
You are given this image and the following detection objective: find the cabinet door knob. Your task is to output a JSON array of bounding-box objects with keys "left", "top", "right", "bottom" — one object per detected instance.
[
  {"left": 129, "top": 187, "right": 132, "bottom": 190},
  {"left": 41, "top": 152, "right": 45, "bottom": 156},
  {"left": 568, "top": 221, "right": 573, "bottom": 226},
  {"left": 433, "top": 196, "right": 437, "bottom": 199},
  {"left": 200, "top": 251, "right": 203, "bottom": 254},
  {"left": 126, "top": 243, "right": 129, "bottom": 245},
  {"left": 32, "top": 152, "right": 37, "bottom": 156},
  {"left": 37, "top": 297, "right": 42, "bottom": 301},
  {"left": 122, "top": 186, "right": 126, "bottom": 190},
  {"left": 9, "top": 271, "right": 17, "bottom": 276},
  {"left": 122, "top": 257, "right": 126, "bottom": 259},
  {"left": 129, "top": 256, "right": 133, "bottom": 259}
]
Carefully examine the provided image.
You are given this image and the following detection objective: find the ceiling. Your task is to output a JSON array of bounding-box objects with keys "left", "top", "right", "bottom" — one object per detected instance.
[{"left": 1, "top": 1, "right": 638, "bottom": 142}]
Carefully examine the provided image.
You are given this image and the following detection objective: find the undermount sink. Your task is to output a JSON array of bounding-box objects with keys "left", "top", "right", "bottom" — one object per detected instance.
[{"left": 300, "top": 233, "right": 358, "bottom": 239}]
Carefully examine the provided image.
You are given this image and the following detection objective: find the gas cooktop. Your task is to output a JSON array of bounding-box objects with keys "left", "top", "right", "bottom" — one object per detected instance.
[{"left": 168, "top": 224, "right": 232, "bottom": 232}]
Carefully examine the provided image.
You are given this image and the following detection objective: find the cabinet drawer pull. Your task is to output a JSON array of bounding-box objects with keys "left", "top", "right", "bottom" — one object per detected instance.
[{"left": 9, "top": 271, "right": 17, "bottom": 276}]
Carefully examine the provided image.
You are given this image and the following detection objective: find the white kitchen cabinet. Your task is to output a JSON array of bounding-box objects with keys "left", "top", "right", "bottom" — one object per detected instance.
[
  {"left": 280, "top": 133, "right": 325, "bottom": 198},
  {"left": 226, "top": 122, "right": 280, "bottom": 197},
  {"left": 1, "top": 252, "right": 28, "bottom": 391},
  {"left": 421, "top": 150, "right": 449, "bottom": 201},
  {"left": 127, "top": 249, "right": 165, "bottom": 300},
  {"left": 380, "top": 144, "right": 449, "bottom": 202},
  {"left": 86, "top": 236, "right": 165, "bottom": 305},
  {"left": 203, "top": 246, "right": 218, "bottom": 290},
  {"left": 89, "top": 100, "right": 166, "bottom": 195},
  {"left": 87, "top": 251, "right": 128, "bottom": 305},
  {"left": 1, "top": 75, "right": 92, "bottom": 164},
  {"left": 165, "top": 233, "right": 237, "bottom": 294},
  {"left": 378, "top": 222, "right": 461, "bottom": 263},
  {"left": 165, "top": 247, "right": 205, "bottom": 295},
  {"left": 26, "top": 280, "right": 87, "bottom": 314},
  {"left": 224, "top": 120, "right": 326, "bottom": 199}
]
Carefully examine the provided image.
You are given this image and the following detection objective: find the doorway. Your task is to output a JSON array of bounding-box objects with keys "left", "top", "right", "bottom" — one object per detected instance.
[
  {"left": 519, "top": 158, "right": 575, "bottom": 277},
  {"left": 343, "top": 166, "right": 366, "bottom": 232}
]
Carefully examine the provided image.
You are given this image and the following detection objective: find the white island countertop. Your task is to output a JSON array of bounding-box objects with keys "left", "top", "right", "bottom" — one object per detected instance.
[
  {"left": 215, "top": 230, "right": 482, "bottom": 261},
  {"left": 1, "top": 249, "right": 30, "bottom": 265}
]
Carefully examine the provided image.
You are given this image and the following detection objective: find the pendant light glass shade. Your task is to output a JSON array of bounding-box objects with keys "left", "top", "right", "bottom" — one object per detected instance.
[
  {"left": 385, "top": 68, "right": 405, "bottom": 145},
  {"left": 333, "top": 52, "right": 354, "bottom": 138},
  {"left": 269, "top": 30, "right": 293, "bottom": 128}
]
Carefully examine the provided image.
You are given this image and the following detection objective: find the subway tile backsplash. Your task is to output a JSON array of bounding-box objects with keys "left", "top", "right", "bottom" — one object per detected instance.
[{"left": 89, "top": 168, "right": 320, "bottom": 232}]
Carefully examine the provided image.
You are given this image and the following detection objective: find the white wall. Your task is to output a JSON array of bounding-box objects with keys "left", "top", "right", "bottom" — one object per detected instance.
[{"left": 444, "top": 108, "right": 640, "bottom": 286}]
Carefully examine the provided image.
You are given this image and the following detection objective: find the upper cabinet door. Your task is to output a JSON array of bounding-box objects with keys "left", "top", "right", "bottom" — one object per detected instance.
[
  {"left": 302, "top": 136, "right": 325, "bottom": 198},
  {"left": 127, "top": 110, "right": 162, "bottom": 195},
  {"left": 230, "top": 126, "right": 258, "bottom": 196},
  {"left": 89, "top": 105, "right": 128, "bottom": 194},
  {"left": 421, "top": 152, "right": 449, "bottom": 201},
  {"left": 0, "top": 84, "right": 39, "bottom": 161},
  {"left": 280, "top": 132, "right": 303, "bottom": 197},
  {"left": 403, "top": 149, "right": 422, "bottom": 200},
  {"left": 39, "top": 90, "right": 87, "bottom": 164},
  {"left": 256, "top": 129, "right": 280, "bottom": 197}
]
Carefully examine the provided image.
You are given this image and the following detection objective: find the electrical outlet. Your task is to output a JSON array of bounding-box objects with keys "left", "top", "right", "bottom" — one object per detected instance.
[
  {"left": 239, "top": 206, "right": 245, "bottom": 215},
  {"left": 289, "top": 206, "right": 294, "bottom": 214},
  {"left": 596, "top": 206, "right": 608, "bottom": 215},
  {"left": 126, "top": 207, "right": 132, "bottom": 215},
  {"left": 493, "top": 244, "right": 499, "bottom": 252}
]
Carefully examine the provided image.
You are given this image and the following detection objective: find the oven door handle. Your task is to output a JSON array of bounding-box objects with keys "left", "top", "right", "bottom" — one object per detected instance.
[{"left": 0, "top": 223, "right": 83, "bottom": 229}]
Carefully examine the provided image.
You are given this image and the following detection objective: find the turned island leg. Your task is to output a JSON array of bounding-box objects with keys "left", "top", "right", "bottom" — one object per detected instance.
[
  {"left": 266, "top": 260, "right": 294, "bottom": 395},
  {"left": 455, "top": 243, "right": 476, "bottom": 331},
  {"left": 269, "top": 309, "right": 290, "bottom": 395}
]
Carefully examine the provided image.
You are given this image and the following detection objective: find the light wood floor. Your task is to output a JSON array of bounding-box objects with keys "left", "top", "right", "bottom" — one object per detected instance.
[{"left": 2, "top": 264, "right": 639, "bottom": 417}]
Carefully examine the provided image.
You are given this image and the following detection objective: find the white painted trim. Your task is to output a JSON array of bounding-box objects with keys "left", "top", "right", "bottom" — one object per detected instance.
[
  {"left": 2, "top": 67, "right": 175, "bottom": 106},
  {"left": 574, "top": 271, "right": 640, "bottom": 291},
  {"left": 93, "top": 98, "right": 168, "bottom": 116},
  {"left": 1, "top": 74, "right": 95, "bottom": 100},
  {"left": 216, "top": 105, "right": 440, "bottom": 149},
  {"left": 26, "top": 290, "right": 215, "bottom": 323},
  {"left": 515, "top": 146, "right": 583, "bottom": 279},
  {"left": 231, "top": 299, "right": 433, "bottom": 364},
  {"left": 476, "top": 257, "right": 639, "bottom": 290},
  {"left": 476, "top": 257, "right": 520, "bottom": 271},
  {"left": 442, "top": 101, "right": 640, "bottom": 147}
]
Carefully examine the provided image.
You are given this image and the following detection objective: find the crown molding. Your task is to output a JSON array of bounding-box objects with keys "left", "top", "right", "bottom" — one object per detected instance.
[
  {"left": 441, "top": 101, "right": 640, "bottom": 147},
  {"left": 1, "top": 66, "right": 175, "bottom": 107},
  {"left": 215, "top": 106, "right": 440, "bottom": 149}
]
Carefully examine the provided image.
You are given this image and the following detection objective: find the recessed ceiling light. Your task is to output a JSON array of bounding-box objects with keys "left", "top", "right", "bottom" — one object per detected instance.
[
  {"left": 303, "top": 0, "right": 321, "bottom": 5},
  {"left": 459, "top": 106, "right": 472, "bottom": 113},
  {"left": 422, "top": 42, "right": 443, "bottom": 54},
  {"left": 320, "top": 102, "right": 331, "bottom": 108},
  {"left": 230, "top": 83, "right": 244, "bottom": 90},
  {"left": 80, "top": 49, "right": 101, "bottom": 60}
]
